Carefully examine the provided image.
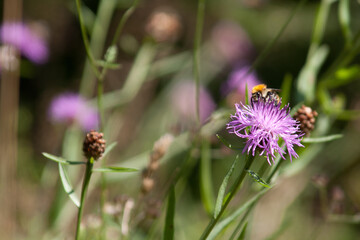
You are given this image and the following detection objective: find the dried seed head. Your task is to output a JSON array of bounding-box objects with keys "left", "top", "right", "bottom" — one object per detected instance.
[
  {"left": 83, "top": 130, "right": 106, "bottom": 160},
  {"left": 141, "top": 177, "right": 155, "bottom": 194},
  {"left": 293, "top": 105, "right": 318, "bottom": 136},
  {"left": 146, "top": 8, "right": 182, "bottom": 43},
  {"left": 152, "top": 133, "right": 174, "bottom": 160}
]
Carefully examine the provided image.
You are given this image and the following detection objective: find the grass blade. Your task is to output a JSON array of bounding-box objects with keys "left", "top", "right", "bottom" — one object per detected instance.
[
  {"left": 164, "top": 186, "right": 176, "bottom": 240},
  {"left": 339, "top": 0, "right": 352, "bottom": 46},
  {"left": 92, "top": 166, "right": 138, "bottom": 173},
  {"left": 208, "top": 189, "right": 268, "bottom": 240},
  {"left": 302, "top": 134, "right": 343, "bottom": 143},
  {"left": 200, "top": 139, "right": 215, "bottom": 214},
  {"left": 214, "top": 155, "right": 239, "bottom": 219},
  {"left": 245, "top": 83, "right": 249, "bottom": 105},
  {"left": 58, "top": 163, "right": 80, "bottom": 208},
  {"left": 237, "top": 222, "right": 248, "bottom": 240}
]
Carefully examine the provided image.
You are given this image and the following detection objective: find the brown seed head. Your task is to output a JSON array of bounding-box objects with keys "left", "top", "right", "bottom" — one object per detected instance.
[
  {"left": 142, "top": 177, "right": 155, "bottom": 194},
  {"left": 146, "top": 8, "right": 182, "bottom": 43},
  {"left": 83, "top": 130, "right": 106, "bottom": 160},
  {"left": 293, "top": 105, "right": 318, "bottom": 136}
]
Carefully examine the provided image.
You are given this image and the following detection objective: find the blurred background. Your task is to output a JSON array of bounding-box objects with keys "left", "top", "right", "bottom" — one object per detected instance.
[{"left": 1, "top": 0, "right": 360, "bottom": 239}]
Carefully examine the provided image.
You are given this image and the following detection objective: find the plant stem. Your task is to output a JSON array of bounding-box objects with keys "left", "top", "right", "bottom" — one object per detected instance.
[
  {"left": 97, "top": 79, "right": 105, "bottom": 132},
  {"left": 193, "top": 0, "right": 206, "bottom": 128},
  {"left": 75, "top": 0, "right": 101, "bottom": 80},
  {"left": 75, "top": 159, "right": 94, "bottom": 240},
  {"left": 199, "top": 154, "right": 255, "bottom": 240}
]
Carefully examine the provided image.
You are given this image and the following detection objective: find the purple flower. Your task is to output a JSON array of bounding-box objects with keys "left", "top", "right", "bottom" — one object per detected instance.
[
  {"left": 227, "top": 100, "right": 304, "bottom": 165},
  {"left": 222, "top": 65, "right": 261, "bottom": 97},
  {"left": 171, "top": 81, "right": 216, "bottom": 125},
  {"left": 211, "top": 21, "right": 253, "bottom": 65},
  {"left": 49, "top": 93, "right": 98, "bottom": 131},
  {"left": 0, "top": 22, "right": 48, "bottom": 64}
]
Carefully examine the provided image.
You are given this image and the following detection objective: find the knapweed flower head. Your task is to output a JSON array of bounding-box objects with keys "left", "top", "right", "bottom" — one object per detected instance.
[
  {"left": 227, "top": 100, "right": 304, "bottom": 165},
  {"left": 49, "top": 93, "right": 98, "bottom": 131},
  {"left": 0, "top": 22, "right": 48, "bottom": 64},
  {"left": 211, "top": 21, "right": 253, "bottom": 65},
  {"left": 222, "top": 65, "right": 261, "bottom": 97},
  {"left": 171, "top": 81, "right": 216, "bottom": 125}
]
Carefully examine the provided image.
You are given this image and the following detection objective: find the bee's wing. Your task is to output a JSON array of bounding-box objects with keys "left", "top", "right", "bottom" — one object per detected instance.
[{"left": 268, "top": 88, "right": 281, "bottom": 92}]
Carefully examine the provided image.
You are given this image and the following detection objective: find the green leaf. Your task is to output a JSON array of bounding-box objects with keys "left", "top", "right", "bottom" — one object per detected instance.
[
  {"left": 246, "top": 170, "right": 271, "bottom": 188},
  {"left": 302, "top": 134, "right": 343, "bottom": 143},
  {"left": 92, "top": 166, "right": 138, "bottom": 173},
  {"left": 297, "top": 45, "right": 329, "bottom": 104},
  {"left": 324, "top": 65, "right": 360, "bottom": 89},
  {"left": 216, "top": 134, "right": 242, "bottom": 150},
  {"left": 200, "top": 140, "right": 215, "bottom": 214},
  {"left": 42, "top": 152, "right": 86, "bottom": 165},
  {"left": 102, "top": 141, "right": 117, "bottom": 158},
  {"left": 58, "top": 163, "right": 80, "bottom": 208},
  {"left": 214, "top": 155, "right": 239, "bottom": 219},
  {"left": 237, "top": 222, "right": 248, "bottom": 240},
  {"left": 338, "top": 0, "right": 352, "bottom": 46},
  {"left": 164, "top": 186, "right": 175, "bottom": 240},
  {"left": 208, "top": 189, "right": 268, "bottom": 240}
]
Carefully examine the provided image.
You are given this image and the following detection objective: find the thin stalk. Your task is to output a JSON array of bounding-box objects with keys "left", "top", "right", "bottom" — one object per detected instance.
[
  {"left": 97, "top": 80, "right": 105, "bottom": 131},
  {"left": 75, "top": 0, "right": 101, "bottom": 79},
  {"left": 228, "top": 207, "right": 251, "bottom": 240},
  {"left": 75, "top": 159, "right": 94, "bottom": 240},
  {"left": 193, "top": 0, "right": 206, "bottom": 128},
  {"left": 99, "top": 0, "right": 140, "bottom": 80},
  {"left": 111, "top": 0, "right": 139, "bottom": 46},
  {"left": 199, "top": 154, "right": 255, "bottom": 240},
  {"left": 245, "top": 0, "right": 308, "bottom": 79}
]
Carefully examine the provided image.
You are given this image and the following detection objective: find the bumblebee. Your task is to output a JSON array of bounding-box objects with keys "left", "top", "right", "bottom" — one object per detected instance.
[{"left": 251, "top": 84, "right": 280, "bottom": 105}]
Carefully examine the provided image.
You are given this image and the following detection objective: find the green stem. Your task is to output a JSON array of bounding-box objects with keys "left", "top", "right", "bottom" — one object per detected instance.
[
  {"left": 111, "top": 0, "right": 139, "bottom": 46},
  {"left": 97, "top": 80, "right": 105, "bottom": 132},
  {"left": 75, "top": 159, "right": 94, "bottom": 240},
  {"left": 75, "top": 0, "right": 101, "bottom": 80},
  {"left": 98, "top": 0, "right": 140, "bottom": 82},
  {"left": 193, "top": 0, "right": 206, "bottom": 128},
  {"left": 199, "top": 154, "right": 255, "bottom": 240}
]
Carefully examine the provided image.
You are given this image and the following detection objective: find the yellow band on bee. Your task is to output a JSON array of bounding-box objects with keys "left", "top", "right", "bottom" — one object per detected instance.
[{"left": 252, "top": 84, "right": 267, "bottom": 93}]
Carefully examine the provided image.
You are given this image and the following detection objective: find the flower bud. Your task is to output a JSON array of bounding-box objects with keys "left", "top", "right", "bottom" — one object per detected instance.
[
  {"left": 293, "top": 105, "right": 318, "bottom": 136},
  {"left": 82, "top": 130, "right": 106, "bottom": 160}
]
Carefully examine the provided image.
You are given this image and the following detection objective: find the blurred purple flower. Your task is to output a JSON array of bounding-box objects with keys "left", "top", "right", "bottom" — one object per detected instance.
[
  {"left": 49, "top": 93, "right": 98, "bottom": 131},
  {"left": 222, "top": 65, "right": 261, "bottom": 97},
  {"left": 171, "top": 81, "right": 216, "bottom": 125},
  {"left": 211, "top": 21, "right": 253, "bottom": 65},
  {"left": 0, "top": 22, "right": 48, "bottom": 64},
  {"left": 227, "top": 100, "right": 304, "bottom": 165}
]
